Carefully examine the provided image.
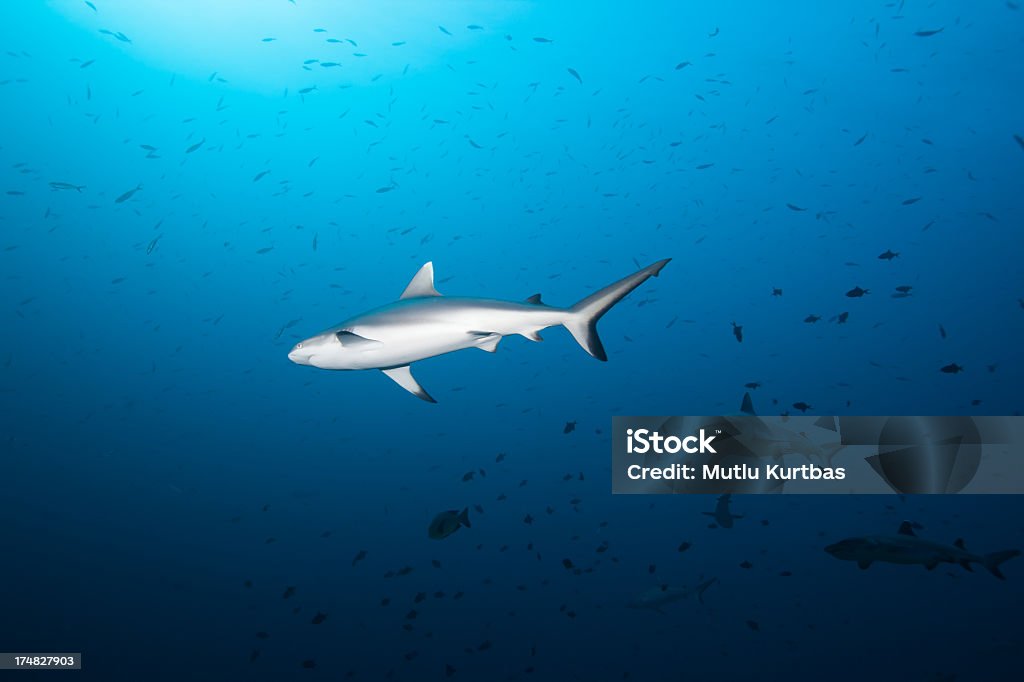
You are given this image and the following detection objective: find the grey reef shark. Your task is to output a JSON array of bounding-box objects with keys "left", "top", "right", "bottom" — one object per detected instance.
[
  {"left": 826, "top": 521, "right": 1020, "bottom": 579},
  {"left": 289, "top": 259, "right": 670, "bottom": 402}
]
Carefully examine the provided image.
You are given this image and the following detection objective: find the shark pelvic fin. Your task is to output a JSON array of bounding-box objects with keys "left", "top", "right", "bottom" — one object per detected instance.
[
  {"left": 381, "top": 365, "right": 436, "bottom": 403},
  {"left": 468, "top": 331, "right": 502, "bottom": 352},
  {"left": 400, "top": 262, "right": 442, "bottom": 299}
]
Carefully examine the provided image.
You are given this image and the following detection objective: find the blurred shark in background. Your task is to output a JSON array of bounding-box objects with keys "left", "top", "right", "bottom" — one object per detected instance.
[{"left": 826, "top": 521, "right": 1020, "bottom": 579}]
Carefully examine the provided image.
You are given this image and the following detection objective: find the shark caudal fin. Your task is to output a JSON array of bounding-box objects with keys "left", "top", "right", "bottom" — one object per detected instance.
[
  {"left": 562, "top": 259, "right": 671, "bottom": 361},
  {"left": 982, "top": 549, "right": 1021, "bottom": 580},
  {"left": 695, "top": 577, "right": 717, "bottom": 604}
]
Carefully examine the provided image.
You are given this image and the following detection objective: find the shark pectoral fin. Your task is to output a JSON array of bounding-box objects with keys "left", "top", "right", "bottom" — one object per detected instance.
[
  {"left": 381, "top": 365, "right": 436, "bottom": 403},
  {"left": 400, "top": 262, "right": 442, "bottom": 299},
  {"left": 897, "top": 521, "right": 917, "bottom": 537},
  {"left": 925, "top": 559, "right": 939, "bottom": 570},
  {"left": 959, "top": 560, "right": 974, "bottom": 572},
  {"left": 336, "top": 331, "right": 383, "bottom": 349},
  {"left": 468, "top": 331, "right": 502, "bottom": 352},
  {"left": 857, "top": 559, "right": 872, "bottom": 570}
]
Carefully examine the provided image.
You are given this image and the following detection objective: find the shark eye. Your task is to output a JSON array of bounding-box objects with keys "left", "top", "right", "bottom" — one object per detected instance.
[{"left": 296, "top": 342, "right": 303, "bottom": 349}]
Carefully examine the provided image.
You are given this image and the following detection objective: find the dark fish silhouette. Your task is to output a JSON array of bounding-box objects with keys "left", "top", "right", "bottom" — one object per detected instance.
[
  {"left": 846, "top": 286, "right": 869, "bottom": 298},
  {"left": 114, "top": 183, "right": 142, "bottom": 203},
  {"left": 940, "top": 363, "right": 963, "bottom": 374},
  {"left": 732, "top": 322, "right": 743, "bottom": 343},
  {"left": 428, "top": 508, "right": 471, "bottom": 540},
  {"left": 564, "top": 421, "right": 576, "bottom": 434},
  {"left": 878, "top": 249, "right": 899, "bottom": 260},
  {"left": 793, "top": 402, "right": 812, "bottom": 413}
]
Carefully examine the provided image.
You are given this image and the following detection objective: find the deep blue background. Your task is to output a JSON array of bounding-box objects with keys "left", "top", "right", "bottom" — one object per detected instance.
[{"left": 1, "top": 1, "right": 1023, "bottom": 680}]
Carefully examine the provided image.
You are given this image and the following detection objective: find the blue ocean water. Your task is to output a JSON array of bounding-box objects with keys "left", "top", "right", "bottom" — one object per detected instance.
[{"left": 2, "top": 1, "right": 1023, "bottom": 680}]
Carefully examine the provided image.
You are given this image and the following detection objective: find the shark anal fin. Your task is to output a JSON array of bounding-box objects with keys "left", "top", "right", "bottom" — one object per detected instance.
[
  {"left": 381, "top": 365, "right": 436, "bottom": 403},
  {"left": 521, "top": 329, "right": 543, "bottom": 342},
  {"left": 925, "top": 559, "right": 938, "bottom": 570},
  {"left": 400, "top": 262, "right": 442, "bottom": 299},
  {"left": 857, "top": 559, "right": 872, "bottom": 570}
]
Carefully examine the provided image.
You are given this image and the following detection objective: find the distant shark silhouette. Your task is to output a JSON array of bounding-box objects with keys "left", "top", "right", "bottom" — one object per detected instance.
[
  {"left": 628, "top": 577, "right": 717, "bottom": 613},
  {"left": 288, "top": 259, "right": 670, "bottom": 401},
  {"left": 826, "top": 521, "right": 1020, "bottom": 579}
]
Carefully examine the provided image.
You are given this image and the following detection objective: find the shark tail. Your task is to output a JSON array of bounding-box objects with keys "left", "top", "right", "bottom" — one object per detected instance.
[
  {"left": 982, "top": 549, "right": 1020, "bottom": 580},
  {"left": 458, "top": 508, "right": 471, "bottom": 529},
  {"left": 563, "top": 259, "right": 671, "bottom": 361},
  {"left": 695, "top": 577, "right": 717, "bottom": 604}
]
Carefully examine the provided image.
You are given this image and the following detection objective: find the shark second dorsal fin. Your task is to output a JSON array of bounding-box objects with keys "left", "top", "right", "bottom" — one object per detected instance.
[
  {"left": 740, "top": 392, "right": 756, "bottom": 415},
  {"left": 400, "top": 262, "right": 441, "bottom": 299},
  {"left": 381, "top": 365, "right": 436, "bottom": 403},
  {"left": 897, "top": 520, "right": 917, "bottom": 537}
]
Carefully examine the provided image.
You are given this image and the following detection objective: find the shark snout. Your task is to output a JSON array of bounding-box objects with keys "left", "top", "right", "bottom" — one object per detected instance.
[{"left": 288, "top": 346, "right": 312, "bottom": 366}]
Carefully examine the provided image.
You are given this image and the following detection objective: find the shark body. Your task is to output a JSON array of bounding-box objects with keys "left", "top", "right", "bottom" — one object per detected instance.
[
  {"left": 628, "top": 578, "right": 717, "bottom": 613},
  {"left": 826, "top": 521, "right": 1020, "bottom": 579},
  {"left": 288, "top": 259, "right": 671, "bottom": 401}
]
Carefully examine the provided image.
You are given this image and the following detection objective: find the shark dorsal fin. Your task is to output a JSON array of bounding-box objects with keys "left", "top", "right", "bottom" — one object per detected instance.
[
  {"left": 954, "top": 538, "right": 966, "bottom": 550},
  {"left": 897, "top": 521, "right": 917, "bottom": 537},
  {"left": 740, "top": 392, "right": 756, "bottom": 415},
  {"left": 525, "top": 293, "right": 544, "bottom": 305},
  {"left": 400, "top": 262, "right": 441, "bottom": 299}
]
